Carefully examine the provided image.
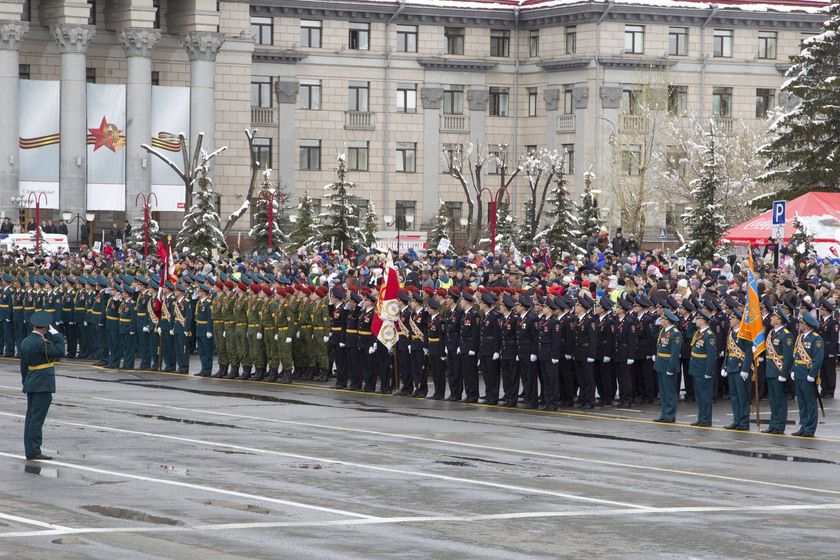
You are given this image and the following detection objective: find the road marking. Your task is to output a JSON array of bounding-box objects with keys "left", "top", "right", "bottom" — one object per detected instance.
[
  {"left": 2, "top": 502, "right": 840, "bottom": 539},
  {"left": 0, "top": 411, "right": 647, "bottom": 509},
  {"left": 0, "top": 450, "right": 376, "bottom": 520},
  {"left": 0, "top": 512, "right": 70, "bottom": 531}
]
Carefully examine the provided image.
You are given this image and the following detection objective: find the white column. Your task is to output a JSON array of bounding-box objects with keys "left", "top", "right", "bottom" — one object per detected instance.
[
  {"left": 420, "top": 87, "right": 443, "bottom": 222},
  {"left": 119, "top": 28, "right": 160, "bottom": 223},
  {"left": 274, "top": 80, "right": 298, "bottom": 194},
  {"left": 543, "top": 88, "right": 559, "bottom": 151},
  {"left": 52, "top": 24, "right": 95, "bottom": 222},
  {"left": 181, "top": 31, "right": 224, "bottom": 160},
  {"left": 0, "top": 21, "right": 28, "bottom": 209}
]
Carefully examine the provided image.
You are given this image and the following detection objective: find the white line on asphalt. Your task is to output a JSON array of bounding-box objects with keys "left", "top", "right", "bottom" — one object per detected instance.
[
  {"left": 79, "top": 396, "right": 840, "bottom": 498},
  {"left": 0, "top": 450, "right": 376, "bottom": 521},
  {"left": 2, "top": 502, "right": 840, "bottom": 539},
  {"left": 0, "top": 411, "right": 647, "bottom": 509},
  {"left": 0, "top": 512, "right": 71, "bottom": 531}
]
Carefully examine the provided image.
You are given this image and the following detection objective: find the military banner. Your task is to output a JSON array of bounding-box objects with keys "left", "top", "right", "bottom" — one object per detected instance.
[
  {"left": 19, "top": 80, "right": 60, "bottom": 209},
  {"left": 86, "top": 83, "right": 127, "bottom": 211},
  {"left": 151, "top": 86, "right": 190, "bottom": 211}
]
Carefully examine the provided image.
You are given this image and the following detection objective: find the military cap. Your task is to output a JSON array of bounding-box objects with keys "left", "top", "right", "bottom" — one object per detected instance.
[
  {"left": 462, "top": 289, "right": 475, "bottom": 303},
  {"left": 481, "top": 291, "right": 497, "bottom": 306},
  {"left": 366, "top": 291, "right": 378, "bottom": 303},
  {"left": 397, "top": 290, "right": 410, "bottom": 304},
  {"left": 800, "top": 310, "right": 819, "bottom": 329},
  {"left": 598, "top": 294, "right": 612, "bottom": 310},
  {"left": 697, "top": 309, "right": 713, "bottom": 323},
  {"left": 518, "top": 293, "right": 532, "bottom": 308},
  {"left": 332, "top": 286, "right": 346, "bottom": 299},
  {"left": 428, "top": 298, "right": 441, "bottom": 310},
  {"left": 663, "top": 309, "right": 680, "bottom": 324},
  {"left": 635, "top": 294, "right": 653, "bottom": 308},
  {"left": 546, "top": 297, "right": 559, "bottom": 311},
  {"left": 732, "top": 308, "right": 743, "bottom": 320},
  {"left": 350, "top": 291, "right": 363, "bottom": 304},
  {"left": 619, "top": 297, "right": 634, "bottom": 311},
  {"left": 447, "top": 287, "right": 461, "bottom": 300},
  {"left": 819, "top": 299, "right": 835, "bottom": 313},
  {"left": 30, "top": 311, "right": 52, "bottom": 328},
  {"left": 773, "top": 305, "right": 789, "bottom": 324},
  {"left": 502, "top": 292, "right": 517, "bottom": 309},
  {"left": 682, "top": 299, "right": 696, "bottom": 313},
  {"left": 412, "top": 291, "right": 424, "bottom": 303}
]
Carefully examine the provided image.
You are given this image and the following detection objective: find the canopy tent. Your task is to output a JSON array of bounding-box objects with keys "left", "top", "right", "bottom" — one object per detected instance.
[{"left": 722, "top": 192, "right": 840, "bottom": 259}]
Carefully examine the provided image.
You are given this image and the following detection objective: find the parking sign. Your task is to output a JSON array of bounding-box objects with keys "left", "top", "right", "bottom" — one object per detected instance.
[{"left": 772, "top": 200, "right": 786, "bottom": 225}]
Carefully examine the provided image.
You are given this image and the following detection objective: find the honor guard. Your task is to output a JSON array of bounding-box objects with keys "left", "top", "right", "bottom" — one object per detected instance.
[
  {"left": 515, "top": 293, "right": 539, "bottom": 409},
  {"left": 763, "top": 307, "right": 793, "bottom": 434},
  {"left": 689, "top": 310, "right": 717, "bottom": 427},
  {"left": 722, "top": 309, "right": 753, "bottom": 431},
  {"left": 791, "top": 311, "right": 824, "bottom": 437},
  {"left": 653, "top": 309, "right": 682, "bottom": 423},
  {"left": 444, "top": 288, "right": 463, "bottom": 401},
  {"left": 614, "top": 296, "right": 638, "bottom": 408},
  {"left": 594, "top": 295, "right": 617, "bottom": 406},
  {"left": 195, "top": 283, "right": 214, "bottom": 376},
  {"left": 498, "top": 291, "right": 519, "bottom": 407},
  {"left": 478, "top": 290, "right": 501, "bottom": 405},
  {"left": 817, "top": 300, "right": 838, "bottom": 399},
  {"left": 426, "top": 297, "right": 447, "bottom": 400},
  {"left": 458, "top": 289, "right": 480, "bottom": 403},
  {"left": 572, "top": 294, "right": 597, "bottom": 410}
]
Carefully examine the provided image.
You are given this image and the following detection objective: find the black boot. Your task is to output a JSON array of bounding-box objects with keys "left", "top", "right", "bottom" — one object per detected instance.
[
  {"left": 212, "top": 364, "right": 227, "bottom": 378},
  {"left": 253, "top": 367, "right": 265, "bottom": 382},
  {"left": 279, "top": 367, "right": 293, "bottom": 384},
  {"left": 265, "top": 367, "right": 278, "bottom": 382},
  {"left": 226, "top": 365, "right": 239, "bottom": 379},
  {"left": 238, "top": 366, "right": 251, "bottom": 380}
]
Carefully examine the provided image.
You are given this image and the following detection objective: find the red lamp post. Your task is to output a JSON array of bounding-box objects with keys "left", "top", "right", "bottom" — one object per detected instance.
[
  {"left": 257, "top": 188, "right": 275, "bottom": 253},
  {"left": 479, "top": 186, "right": 511, "bottom": 257},
  {"left": 135, "top": 192, "right": 159, "bottom": 259},
  {"left": 27, "top": 191, "right": 48, "bottom": 254}
]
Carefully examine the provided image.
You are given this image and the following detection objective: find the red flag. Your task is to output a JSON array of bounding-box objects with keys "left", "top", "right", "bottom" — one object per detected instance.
[{"left": 372, "top": 252, "right": 400, "bottom": 350}]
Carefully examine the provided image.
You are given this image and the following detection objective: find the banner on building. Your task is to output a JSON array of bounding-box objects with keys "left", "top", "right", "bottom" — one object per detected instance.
[
  {"left": 19, "top": 80, "right": 60, "bottom": 209},
  {"left": 87, "top": 83, "right": 127, "bottom": 211},
  {"left": 151, "top": 86, "right": 190, "bottom": 211}
]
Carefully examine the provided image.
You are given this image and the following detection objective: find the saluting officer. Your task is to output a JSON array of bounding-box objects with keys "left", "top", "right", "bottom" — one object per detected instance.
[
  {"left": 653, "top": 309, "right": 682, "bottom": 423},
  {"left": 722, "top": 308, "right": 753, "bottom": 431},
  {"left": 763, "top": 306, "right": 793, "bottom": 434},
  {"left": 791, "top": 311, "right": 824, "bottom": 437},
  {"left": 689, "top": 309, "right": 717, "bottom": 427}
]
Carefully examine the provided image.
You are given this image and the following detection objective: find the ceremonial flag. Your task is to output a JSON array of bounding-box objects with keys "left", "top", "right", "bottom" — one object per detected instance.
[
  {"left": 372, "top": 252, "right": 400, "bottom": 351},
  {"left": 738, "top": 251, "right": 766, "bottom": 361}
]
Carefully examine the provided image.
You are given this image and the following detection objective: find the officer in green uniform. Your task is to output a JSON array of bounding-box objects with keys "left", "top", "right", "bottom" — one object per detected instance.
[
  {"left": 689, "top": 309, "right": 717, "bottom": 427},
  {"left": 158, "top": 282, "right": 176, "bottom": 372},
  {"left": 245, "top": 284, "right": 266, "bottom": 380},
  {"left": 71, "top": 276, "right": 87, "bottom": 359},
  {"left": 104, "top": 283, "right": 122, "bottom": 369},
  {"left": 195, "top": 283, "right": 214, "bottom": 376},
  {"left": 277, "top": 287, "right": 295, "bottom": 383},
  {"left": 290, "top": 286, "right": 305, "bottom": 379},
  {"left": 0, "top": 273, "right": 13, "bottom": 356},
  {"left": 792, "top": 311, "right": 824, "bottom": 437},
  {"left": 763, "top": 307, "right": 793, "bottom": 434},
  {"left": 147, "top": 279, "right": 162, "bottom": 369},
  {"left": 221, "top": 280, "right": 239, "bottom": 379},
  {"left": 298, "top": 287, "right": 316, "bottom": 381},
  {"left": 722, "top": 309, "right": 753, "bottom": 431},
  {"left": 211, "top": 281, "right": 228, "bottom": 377},
  {"left": 20, "top": 310, "right": 65, "bottom": 460},
  {"left": 118, "top": 285, "right": 136, "bottom": 369},
  {"left": 134, "top": 278, "right": 152, "bottom": 369},
  {"left": 12, "top": 276, "right": 25, "bottom": 356},
  {"left": 232, "top": 281, "right": 251, "bottom": 379},
  {"left": 653, "top": 309, "right": 683, "bottom": 423},
  {"left": 60, "top": 276, "right": 76, "bottom": 357},
  {"left": 91, "top": 276, "right": 108, "bottom": 364},
  {"left": 312, "top": 287, "right": 330, "bottom": 381},
  {"left": 172, "top": 284, "right": 192, "bottom": 374}
]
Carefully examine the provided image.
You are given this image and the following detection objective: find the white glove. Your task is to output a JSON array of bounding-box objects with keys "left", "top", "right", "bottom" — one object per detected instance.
[
  {"left": 758, "top": 357, "right": 764, "bottom": 363},
  {"left": 586, "top": 357, "right": 594, "bottom": 363},
  {"left": 207, "top": 332, "right": 212, "bottom": 339},
  {"left": 457, "top": 347, "right": 461, "bottom": 355},
  {"left": 222, "top": 331, "right": 226, "bottom": 338},
  {"left": 323, "top": 335, "right": 329, "bottom": 343},
  {"left": 48, "top": 325, "right": 59, "bottom": 335},
  {"left": 368, "top": 345, "right": 376, "bottom": 355},
  {"left": 56, "top": 321, "right": 62, "bottom": 326},
  {"left": 655, "top": 317, "right": 663, "bottom": 325},
  {"left": 69, "top": 321, "right": 75, "bottom": 325},
  {"left": 740, "top": 371, "right": 749, "bottom": 381},
  {"left": 296, "top": 331, "right": 300, "bottom": 339},
  {"left": 4, "top": 318, "right": 9, "bottom": 322},
  {"left": 339, "top": 342, "right": 345, "bottom": 348},
  {"left": 565, "top": 354, "right": 571, "bottom": 360},
  {"left": 650, "top": 356, "right": 656, "bottom": 363},
  {"left": 285, "top": 337, "right": 292, "bottom": 343},
  {"left": 408, "top": 346, "right": 412, "bottom": 355},
  {"left": 807, "top": 375, "right": 815, "bottom": 382},
  {"left": 83, "top": 321, "right": 88, "bottom": 326},
  {"left": 142, "top": 325, "right": 149, "bottom": 332},
  {"left": 627, "top": 359, "right": 634, "bottom": 365},
  {"left": 256, "top": 332, "right": 263, "bottom": 340},
  {"left": 603, "top": 356, "right": 611, "bottom": 363},
  {"left": 492, "top": 352, "right": 499, "bottom": 360},
  {"left": 778, "top": 376, "right": 786, "bottom": 382},
  {"left": 274, "top": 334, "right": 279, "bottom": 341},
  {"left": 530, "top": 354, "right": 537, "bottom": 362},
  {"left": 468, "top": 350, "right": 476, "bottom": 356},
  {"left": 444, "top": 347, "right": 448, "bottom": 355},
  {"left": 191, "top": 292, "right": 199, "bottom": 300},
  {"left": 666, "top": 371, "right": 674, "bottom": 376},
  {"left": 477, "top": 359, "right": 481, "bottom": 367},
  {"left": 169, "top": 330, "right": 174, "bottom": 335},
  {"left": 441, "top": 356, "right": 447, "bottom": 362},
  {"left": 721, "top": 369, "right": 728, "bottom": 378},
  {"left": 155, "top": 328, "right": 161, "bottom": 334},
  {"left": 515, "top": 355, "right": 519, "bottom": 362},
  {"left": 129, "top": 331, "right": 135, "bottom": 335},
  {"left": 423, "top": 348, "right": 429, "bottom": 356},
  {"left": 704, "top": 375, "right": 712, "bottom": 379},
  {"left": 551, "top": 358, "right": 559, "bottom": 365}
]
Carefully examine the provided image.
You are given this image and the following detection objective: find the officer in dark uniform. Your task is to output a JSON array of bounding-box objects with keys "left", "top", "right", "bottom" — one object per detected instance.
[
  {"left": 572, "top": 294, "right": 598, "bottom": 409},
  {"left": 458, "top": 289, "right": 480, "bottom": 403},
  {"left": 20, "top": 311, "right": 65, "bottom": 460},
  {"left": 357, "top": 291, "right": 376, "bottom": 391},
  {"left": 344, "top": 289, "right": 361, "bottom": 389},
  {"left": 763, "top": 306, "right": 793, "bottom": 434},
  {"left": 537, "top": 296, "right": 562, "bottom": 411},
  {"left": 690, "top": 309, "right": 717, "bottom": 427},
  {"left": 118, "top": 285, "right": 136, "bottom": 370},
  {"left": 328, "top": 286, "right": 348, "bottom": 388},
  {"left": 817, "top": 299, "right": 838, "bottom": 399},
  {"left": 722, "top": 308, "right": 752, "bottom": 431},
  {"left": 557, "top": 295, "right": 576, "bottom": 408},
  {"left": 594, "top": 295, "right": 617, "bottom": 405},
  {"left": 653, "top": 309, "right": 682, "bottom": 423},
  {"left": 478, "top": 290, "right": 501, "bottom": 405},
  {"left": 0, "top": 273, "right": 13, "bottom": 357},
  {"left": 408, "top": 290, "right": 429, "bottom": 397},
  {"left": 498, "top": 291, "right": 519, "bottom": 407},
  {"left": 103, "top": 283, "right": 121, "bottom": 369},
  {"left": 173, "top": 284, "right": 192, "bottom": 374},
  {"left": 60, "top": 276, "right": 75, "bottom": 357},
  {"left": 634, "top": 295, "right": 657, "bottom": 404},
  {"left": 678, "top": 299, "right": 697, "bottom": 402},
  {"left": 426, "top": 297, "right": 447, "bottom": 400},
  {"left": 515, "top": 293, "right": 539, "bottom": 409},
  {"left": 614, "top": 296, "right": 638, "bottom": 408},
  {"left": 12, "top": 276, "right": 26, "bottom": 356},
  {"left": 395, "top": 289, "right": 413, "bottom": 395},
  {"left": 444, "top": 288, "right": 463, "bottom": 402},
  {"left": 792, "top": 311, "right": 824, "bottom": 437}
]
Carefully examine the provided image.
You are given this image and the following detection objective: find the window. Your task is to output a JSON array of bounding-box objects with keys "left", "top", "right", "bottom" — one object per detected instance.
[
  {"left": 19, "top": 64, "right": 30, "bottom": 79},
  {"left": 397, "top": 25, "right": 417, "bottom": 53},
  {"left": 251, "top": 75, "right": 272, "bottom": 108},
  {"left": 349, "top": 22, "right": 369, "bottom": 50},
  {"left": 525, "top": 145, "right": 537, "bottom": 157},
  {"left": 443, "top": 85, "right": 464, "bottom": 115},
  {"left": 527, "top": 88, "right": 538, "bottom": 117},
  {"left": 756, "top": 88, "right": 775, "bottom": 118},
  {"left": 396, "top": 83, "right": 417, "bottom": 113},
  {"left": 489, "top": 87, "right": 509, "bottom": 117},
  {"left": 622, "top": 86, "right": 641, "bottom": 115},
  {"left": 153, "top": 0, "right": 160, "bottom": 29},
  {"left": 624, "top": 25, "right": 645, "bottom": 54},
  {"left": 88, "top": 0, "right": 96, "bottom": 25},
  {"left": 86, "top": 67, "right": 96, "bottom": 84},
  {"left": 712, "top": 87, "right": 732, "bottom": 117},
  {"left": 665, "top": 205, "right": 686, "bottom": 232},
  {"left": 396, "top": 201, "right": 416, "bottom": 230},
  {"left": 669, "top": 27, "right": 688, "bottom": 56},
  {"left": 22, "top": 0, "right": 31, "bottom": 21},
  {"left": 666, "top": 146, "right": 687, "bottom": 178},
  {"left": 487, "top": 145, "right": 503, "bottom": 174},
  {"left": 444, "top": 201, "right": 462, "bottom": 222},
  {"left": 622, "top": 145, "right": 642, "bottom": 176},
  {"left": 668, "top": 85, "right": 688, "bottom": 116},
  {"left": 445, "top": 27, "right": 464, "bottom": 55},
  {"left": 758, "top": 31, "right": 777, "bottom": 60},
  {"left": 300, "top": 140, "right": 321, "bottom": 170},
  {"left": 565, "top": 26, "right": 577, "bottom": 54},
  {"left": 347, "top": 142, "right": 369, "bottom": 172},
  {"left": 396, "top": 143, "right": 416, "bottom": 173},
  {"left": 300, "top": 20, "right": 322, "bottom": 48},
  {"left": 251, "top": 16, "right": 273, "bottom": 46},
  {"left": 348, "top": 81, "right": 369, "bottom": 112},
  {"left": 252, "top": 138, "right": 272, "bottom": 169},
  {"left": 563, "top": 89, "right": 574, "bottom": 114},
  {"left": 299, "top": 79, "right": 321, "bottom": 110},
  {"left": 562, "top": 144, "right": 575, "bottom": 175},
  {"left": 713, "top": 29, "right": 733, "bottom": 58},
  {"left": 151, "top": 70, "right": 160, "bottom": 86},
  {"left": 490, "top": 29, "right": 510, "bottom": 57},
  {"left": 529, "top": 30, "right": 540, "bottom": 57},
  {"left": 442, "top": 143, "right": 461, "bottom": 173}
]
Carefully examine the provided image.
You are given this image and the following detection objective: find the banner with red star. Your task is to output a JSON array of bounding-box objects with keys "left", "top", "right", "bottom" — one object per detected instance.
[{"left": 87, "top": 84, "right": 126, "bottom": 211}]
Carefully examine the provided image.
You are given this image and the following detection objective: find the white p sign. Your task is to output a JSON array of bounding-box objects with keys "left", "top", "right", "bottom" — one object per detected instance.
[{"left": 772, "top": 200, "right": 786, "bottom": 225}]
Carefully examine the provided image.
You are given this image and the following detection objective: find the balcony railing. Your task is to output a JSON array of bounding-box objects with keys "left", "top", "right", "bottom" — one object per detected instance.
[
  {"left": 251, "top": 106, "right": 275, "bottom": 125},
  {"left": 440, "top": 114, "right": 469, "bottom": 133},
  {"left": 345, "top": 111, "right": 375, "bottom": 130},
  {"left": 713, "top": 117, "right": 735, "bottom": 135},
  {"left": 556, "top": 114, "right": 575, "bottom": 133},
  {"left": 619, "top": 114, "right": 646, "bottom": 133}
]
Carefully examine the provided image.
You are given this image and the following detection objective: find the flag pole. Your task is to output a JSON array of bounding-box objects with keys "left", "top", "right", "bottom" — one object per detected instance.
[{"left": 752, "top": 357, "right": 761, "bottom": 431}]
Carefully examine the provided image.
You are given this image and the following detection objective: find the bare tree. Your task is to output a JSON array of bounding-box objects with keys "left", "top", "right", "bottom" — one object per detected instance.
[
  {"left": 222, "top": 128, "right": 264, "bottom": 237},
  {"left": 520, "top": 147, "right": 564, "bottom": 240}
]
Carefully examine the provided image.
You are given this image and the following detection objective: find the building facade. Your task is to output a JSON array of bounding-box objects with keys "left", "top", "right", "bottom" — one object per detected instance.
[{"left": 0, "top": 0, "right": 828, "bottom": 243}]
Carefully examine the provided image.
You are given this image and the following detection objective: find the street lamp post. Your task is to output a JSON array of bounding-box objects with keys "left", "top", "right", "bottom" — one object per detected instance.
[
  {"left": 479, "top": 185, "right": 511, "bottom": 258},
  {"left": 134, "top": 193, "right": 159, "bottom": 259},
  {"left": 61, "top": 211, "right": 93, "bottom": 251},
  {"left": 26, "top": 191, "right": 48, "bottom": 253},
  {"left": 383, "top": 214, "right": 414, "bottom": 257}
]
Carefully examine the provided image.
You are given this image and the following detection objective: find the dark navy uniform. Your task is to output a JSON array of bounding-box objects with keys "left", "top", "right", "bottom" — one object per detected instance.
[
  {"left": 426, "top": 306, "right": 447, "bottom": 400},
  {"left": 516, "top": 308, "right": 539, "bottom": 408},
  {"left": 595, "top": 311, "right": 617, "bottom": 404},
  {"left": 537, "top": 311, "right": 562, "bottom": 410},
  {"left": 478, "top": 306, "right": 502, "bottom": 404},
  {"left": 444, "top": 302, "right": 463, "bottom": 401},
  {"left": 614, "top": 311, "right": 638, "bottom": 407},
  {"left": 818, "top": 310, "right": 838, "bottom": 399},
  {"left": 571, "top": 311, "right": 598, "bottom": 408},
  {"left": 499, "top": 308, "right": 519, "bottom": 405},
  {"left": 458, "top": 303, "right": 480, "bottom": 403}
]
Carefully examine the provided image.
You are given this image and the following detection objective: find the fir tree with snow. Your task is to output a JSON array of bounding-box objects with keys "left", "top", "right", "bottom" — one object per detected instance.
[
  {"left": 290, "top": 194, "right": 322, "bottom": 251},
  {"left": 323, "top": 154, "right": 363, "bottom": 251},
  {"left": 577, "top": 170, "right": 601, "bottom": 245},
  {"left": 516, "top": 198, "right": 537, "bottom": 251},
  {"left": 362, "top": 202, "right": 379, "bottom": 249},
  {"left": 126, "top": 214, "right": 160, "bottom": 256},
  {"left": 544, "top": 165, "right": 582, "bottom": 256},
  {"left": 494, "top": 202, "right": 517, "bottom": 253},
  {"left": 682, "top": 136, "right": 726, "bottom": 262},
  {"left": 428, "top": 200, "right": 451, "bottom": 253},
  {"left": 759, "top": 2, "right": 840, "bottom": 201},
  {"left": 176, "top": 164, "right": 226, "bottom": 258},
  {"left": 249, "top": 169, "right": 289, "bottom": 254},
  {"left": 788, "top": 214, "right": 814, "bottom": 265}
]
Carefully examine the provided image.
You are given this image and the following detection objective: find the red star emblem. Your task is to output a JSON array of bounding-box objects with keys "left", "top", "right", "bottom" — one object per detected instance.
[{"left": 88, "top": 116, "right": 124, "bottom": 152}]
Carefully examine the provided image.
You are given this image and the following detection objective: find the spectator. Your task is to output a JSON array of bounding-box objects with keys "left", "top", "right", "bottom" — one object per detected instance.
[
  {"left": 27, "top": 219, "right": 36, "bottom": 232},
  {"left": 612, "top": 227, "right": 627, "bottom": 254},
  {"left": 56, "top": 220, "right": 69, "bottom": 235},
  {"left": 625, "top": 234, "right": 640, "bottom": 254},
  {"left": 123, "top": 221, "right": 132, "bottom": 239},
  {"left": 109, "top": 223, "right": 122, "bottom": 244},
  {"left": 0, "top": 217, "right": 12, "bottom": 234},
  {"left": 80, "top": 221, "right": 90, "bottom": 246}
]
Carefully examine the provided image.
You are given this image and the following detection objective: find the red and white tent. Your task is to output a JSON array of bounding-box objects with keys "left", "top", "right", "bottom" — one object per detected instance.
[{"left": 722, "top": 192, "right": 840, "bottom": 259}]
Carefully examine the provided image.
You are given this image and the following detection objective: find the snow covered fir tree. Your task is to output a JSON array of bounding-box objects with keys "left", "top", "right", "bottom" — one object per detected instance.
[
  {"left": 516, "top": 198, "right": 538, "bottom": 251},
  {"left": 682, "top": 136, "right": 725, "bottom": 262},
  {"left": 577, "top": 171, "right": 601, "bottom": 243},
  {"left": 428, "top": 200, "right": 451, "bottom": 253},
  {"left": 760, "top": 1, "right": 840, "bottom": 200},
  {"left": 788, "top": 215, "right": 815, "bottom": 264},
  {"left": 249, "top": 169, "right": 288, "bottom": 254},
  {"left": 494, "top": 202, "right": 517, "bottom": 253},
  {"left": 290, "top": 194, "right": 322, "bottom": 251},
  {"left": 544, "top": 166, "right": 582, "bottom": 256},
  {"left": 126, "top": 214, "right": 160, "bottom": 255},
  {"left": 177, "top": 164, "right": 226, "bottom": 258},
  {"left": 362, "top": 202, "right": 379, "bottom": 249},
  {"left": 322, "top": 154, "right": 363, "bottom": 251}
]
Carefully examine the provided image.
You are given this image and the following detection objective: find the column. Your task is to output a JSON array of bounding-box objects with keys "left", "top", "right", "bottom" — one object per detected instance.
[
  {"left": 467, "top": 88, "right": 488, "bottom": 154},
  {"left": 0, "top": 21, "right": 28, "bottom": 208},
  {"left": 119, "top": 28, "right": 160, "bottom": 223},
  {"left": 181, "top": 31, "right": 224, "bottom": 160},
  {"left": 52, "top": 24, "right": 95, "bottom": 223},
  {"left": 572, "top": 83, "right": 590, "bottom": 193},
  {"left": 420, "top": 87, "right": 442, "bottom": 222},
  {"left": 543, "top": 88, "right": 559, "bottom": 151},
  {"left": 274, "top": 80, "right": 298, "bottom": 193}
]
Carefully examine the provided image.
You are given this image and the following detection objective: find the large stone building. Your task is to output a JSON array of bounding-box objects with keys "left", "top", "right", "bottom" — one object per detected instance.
[{"left": 0, "top": 0, "right": 828, "bottom": 244}]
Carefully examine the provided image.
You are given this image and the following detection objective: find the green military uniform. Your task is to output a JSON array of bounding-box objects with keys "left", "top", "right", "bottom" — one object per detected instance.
[
  {"left": 792, "top": 314, "right": 824, "bottom": 437},
  {"left": 118, "top": 290, "right": 136, "bottom": 369},
  {"left": 277, "top": 292, "right": 295, "bottom": 382},
  {"left": 158, "top": 290, "right": 176, "bottom": 371},
  {"left": 172, "top": 289, "right": 192, "bottom": 374},
  {"left": 298, "top": 294, "right": 316, "bottom": 380},
  {"left": 211, "top": 287, "right": 228, "bottom": 376},
  {"left": 723, "top": 323, "right": 753, "bottom": 430},
  {"left": 246, "top": 288, "right": 267, "bottom": 380},
  {"left": 653, "top": 317, "right": 682, "bottom": 422},
  {"left": 313, "top": 294, "right": 330, "bottom": 380},
  {"left": 262, "top": 293, "right": 279, "bottom": 381},
  {"left": 195, "top": 287, "right": 214, "bottom": 376},
  {"left": 60, "top": 281, "right": 76, "bottom": 357},
  {"left": 233, "top": 288, "right": 250, "bottom": 378},
  {"left": 104, "top": 291, "right": 122, "bottom": 368},
  {"left": 12, "top": 282, "right": 25, "bottom": 355},
  {"left": 689, "top": 325, "right": 717, "bottom": 426},
  {"left": 0, "top": 277, "right": 13, "bottom": 356}
]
